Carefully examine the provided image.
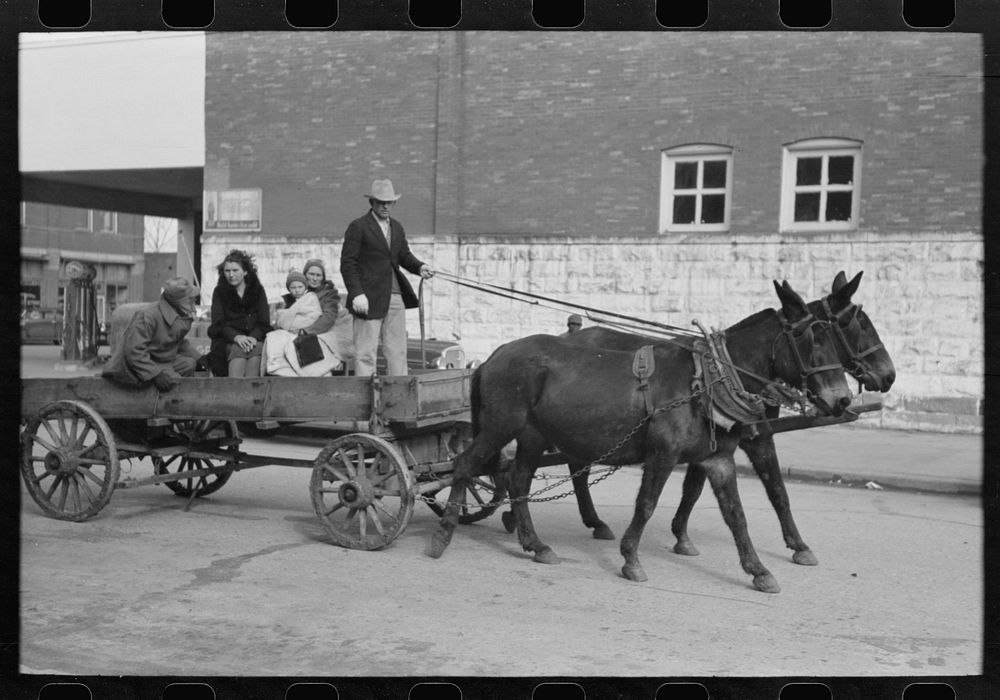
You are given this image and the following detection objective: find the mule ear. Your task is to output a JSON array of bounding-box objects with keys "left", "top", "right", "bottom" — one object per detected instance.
[
  {"left": 831, "top": 271, "right": 848, "bottom": 293},
  {"left": 775, "top": 280, "right": 809, "bottom": 319},
  {"left": 830, "top": 271, "right": 863, "bottom": 306}
]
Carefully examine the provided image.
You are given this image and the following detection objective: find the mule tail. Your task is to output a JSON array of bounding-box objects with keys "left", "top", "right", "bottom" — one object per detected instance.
[{"left": 469, "top": 364, "right": 503, "bottom": 475}]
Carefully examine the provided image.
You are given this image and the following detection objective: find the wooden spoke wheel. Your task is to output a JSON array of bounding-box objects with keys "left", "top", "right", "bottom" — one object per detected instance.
[
  {"left": 20, "top": 400, "right": 120, "bottom": 521},
  {"left": 310, "top": 434, "right": 414, "bottom": 550},
  {"left": 152, "top": 420, "right": 240, "bottom": 498},
  {"left": 424, "top": 475, "right": 507, "bottom": 524},
  {"left": 421, "top": 421, "right": 508, "bottom": 524}
]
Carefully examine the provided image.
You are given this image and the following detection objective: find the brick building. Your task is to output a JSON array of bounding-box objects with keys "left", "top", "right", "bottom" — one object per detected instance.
[
  {"left": 20, "top": 201, "right": 146, "bottom": 321},
  {"left": 19, "top": 31, "right": 205, "bottom": 323},
  {"left": 201, "top": 31, "right": 983, "bottom": 433}
]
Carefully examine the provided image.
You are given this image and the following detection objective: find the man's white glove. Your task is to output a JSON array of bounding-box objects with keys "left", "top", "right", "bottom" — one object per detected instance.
[{"left": 352, "top": 293, "right": 369, "bottom": 316}]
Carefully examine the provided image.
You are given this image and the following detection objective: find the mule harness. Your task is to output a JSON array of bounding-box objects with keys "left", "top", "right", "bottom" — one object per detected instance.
[{"left": 421, "top": 272, "right": 849, "bottom": 507}]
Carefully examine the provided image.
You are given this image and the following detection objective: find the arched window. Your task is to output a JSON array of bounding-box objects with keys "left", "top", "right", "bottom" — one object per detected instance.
[
  {"left": 780, "top": 138, "right": 862, "bottom": 232},
  {"left": 659, "top": 144, "right": 733, "bottom": 233}
]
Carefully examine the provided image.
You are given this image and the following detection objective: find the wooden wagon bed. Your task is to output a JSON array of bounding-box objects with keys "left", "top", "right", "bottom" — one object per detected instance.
[{"left": 20, "top": 370, "right": 472, "bottom": 430}]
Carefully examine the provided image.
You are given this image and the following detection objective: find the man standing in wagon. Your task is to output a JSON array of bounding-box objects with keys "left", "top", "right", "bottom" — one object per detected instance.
[{"left": 340, "top": 179, "right": 434, "bottom": 377}]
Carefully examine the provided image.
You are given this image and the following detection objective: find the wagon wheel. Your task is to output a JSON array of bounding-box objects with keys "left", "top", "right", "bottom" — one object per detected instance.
[
  {"left": 423, "top": 475, "right": 507, "bottom": 524},
  {"left": 152, "top": 420, "right": 240, "bottom": 498},
  {"left": 420, "top": 421, "right": 507, "bottom": 524},
  {"left": 20, "top": 400, "right": 120, "bottom": 521},
  {"left": 310, "top": 434, "right": 414, "bottom": 550}
]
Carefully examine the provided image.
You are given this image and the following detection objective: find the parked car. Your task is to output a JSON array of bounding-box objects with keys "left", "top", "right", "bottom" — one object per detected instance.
[
  {"left": 21, "top": 308, "right": 63, "bottom": 345},
  {"left": 392, "top": 337, "right": 468, "bottom": 373},
  {"left": 21, "top": 302, "right": 109, "bottom": 346}
]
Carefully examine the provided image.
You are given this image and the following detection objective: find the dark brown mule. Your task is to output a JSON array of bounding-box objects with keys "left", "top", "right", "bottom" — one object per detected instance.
[
  {"left": 517, "top": 271, "right": 895, "bottom": 567},
  {"left": 669, "top": 271, "right": 895, "bottom": 564},
  {"left": 427, "top": 281, "right": 853, "bottom": 593}
]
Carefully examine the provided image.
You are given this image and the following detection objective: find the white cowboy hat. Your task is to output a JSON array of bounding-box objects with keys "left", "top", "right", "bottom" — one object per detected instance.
[{"left": 365, "top": 179, "right": 402, "bottom": 202}]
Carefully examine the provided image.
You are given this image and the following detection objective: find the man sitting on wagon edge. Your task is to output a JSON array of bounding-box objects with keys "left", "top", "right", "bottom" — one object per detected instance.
[{"left": 102, "top": 277, "right": 203, "bottom": 393}]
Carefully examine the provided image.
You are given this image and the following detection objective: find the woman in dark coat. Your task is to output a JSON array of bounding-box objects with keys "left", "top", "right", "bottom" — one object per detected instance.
[
  {"left": 300, "top": 258, "right": 341, "bottom": 335},
  {"left": 207, "top": 249, "right": 272, "bottom": 377}
]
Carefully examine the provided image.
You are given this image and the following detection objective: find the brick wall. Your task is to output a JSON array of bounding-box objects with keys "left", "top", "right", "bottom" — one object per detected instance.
[{"left": 203, "top": 31, "right": 983, "bottom": 433}]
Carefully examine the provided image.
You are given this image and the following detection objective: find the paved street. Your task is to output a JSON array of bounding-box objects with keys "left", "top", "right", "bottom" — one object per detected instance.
[
  {"left": 17, "top": 434, "right": 983, "bottom": 681},
  {"left": 14, "top": 345, "right": 987, "bottom": 696}
]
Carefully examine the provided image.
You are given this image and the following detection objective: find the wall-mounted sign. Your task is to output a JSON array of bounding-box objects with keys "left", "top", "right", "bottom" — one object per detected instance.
[{"left": 203, "top": 188, "right": 262, "bottom": 232}]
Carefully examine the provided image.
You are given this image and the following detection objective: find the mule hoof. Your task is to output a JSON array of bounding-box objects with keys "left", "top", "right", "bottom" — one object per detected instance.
[
  {"left": 501, "top": 510, "right": 517, "bottom": 533},
  {"left": 673, "top": 540, "right": 700, "bottom": 557},
  {"left": 591, "top": 524, "right": 615, "bottom": 540},
  {"left": 426, "top": 530, "right": 453, "bottom": 559},
  {"left": 621, "top": 564, "right": 648, "bottom": 582},
  {"left": 753, "top": 573, "right": 781, "bottom": 594},
  {"left": 792, "top": 549, "right": 819, "bottom": 566},
  {"left": 533, "top": 547, "right": 560, "bottom": 565}
]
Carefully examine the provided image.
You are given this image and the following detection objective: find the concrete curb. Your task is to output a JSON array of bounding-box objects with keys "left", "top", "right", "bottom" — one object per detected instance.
[
  {"left": 267, "top": 423, "right": 982, "bottom": 498},
  {"left": 734, "top": 462, "right": 981, "bottom": 497}
]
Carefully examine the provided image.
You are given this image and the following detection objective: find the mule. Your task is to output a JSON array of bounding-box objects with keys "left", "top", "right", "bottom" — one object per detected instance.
[
  {"left": 427, "top": 280, "right": 854, "bottom": 593},
  {"left": 514, "top": 271, "right": 895, "bottom": 567},
  {"left": 668, "top": 270, "right": 895, "bottom": 565}
]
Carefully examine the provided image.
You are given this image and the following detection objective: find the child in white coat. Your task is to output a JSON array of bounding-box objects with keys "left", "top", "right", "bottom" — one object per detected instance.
[{"left": 262, "top": 269, "right": 322, "bottom": 375}]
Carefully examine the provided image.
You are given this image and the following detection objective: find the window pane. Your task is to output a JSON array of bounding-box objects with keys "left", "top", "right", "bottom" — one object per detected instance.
[
  {"left": 702, "top": 160, "right": 727, "bottom": 188},
  {"left": 94, "top": 210, "right": 115, "bottom": 232},
  {"left": 827, "top": 156, "right": 854, "bottom": 185},
  {"left": 673, "top": 195, "right": 696, "bottom": 224},
  {"left": 794, "top": 193, "right": 820, "bottom": 222},
  {"left": 796, "top": 157, "right": 822, "bottom": 186},
  {"left": 23, "top": 202, "right": 47, "bottom": 226},
  {"left": 674, "top": 162, "right": 697, "bottom": 190},
  {"left": 826, "top": 192, "right": 853, "bottom": 221},
  {"left": 701, "top": 194, "right": 726, "bottom": 224}
]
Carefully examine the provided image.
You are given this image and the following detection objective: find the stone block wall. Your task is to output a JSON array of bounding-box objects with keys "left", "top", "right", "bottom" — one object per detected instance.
[{"left": 202, "top": 229, "right": 983, "bottom": 434}]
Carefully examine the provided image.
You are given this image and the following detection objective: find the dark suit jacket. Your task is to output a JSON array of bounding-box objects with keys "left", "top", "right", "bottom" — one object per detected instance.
[{"left": 340, "top": 211, "right": 425, "bottom": 319}]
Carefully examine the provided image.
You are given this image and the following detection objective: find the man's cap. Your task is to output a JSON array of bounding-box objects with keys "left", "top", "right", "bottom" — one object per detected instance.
[
  {"left": 567, "top": 314, "right": 583, "bottom": 327},
  {"left": 366, "top": 179, "right": 402, "bottom": 202},
  {"left": 161, "top": 277, "right": 199, "bottom": 304}
]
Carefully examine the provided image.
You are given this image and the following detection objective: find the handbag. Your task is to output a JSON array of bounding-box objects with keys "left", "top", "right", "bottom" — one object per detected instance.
[{"left": 293, "top": 333, "right": 324, "bottom": 367}]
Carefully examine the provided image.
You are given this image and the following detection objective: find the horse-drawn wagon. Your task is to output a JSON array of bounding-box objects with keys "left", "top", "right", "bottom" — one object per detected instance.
[
  {"left": 19, "top": 369, "right": 503, "bottom": 550},
  {"left": 21, "top": 270, "right": 894, "bottom": 595}
]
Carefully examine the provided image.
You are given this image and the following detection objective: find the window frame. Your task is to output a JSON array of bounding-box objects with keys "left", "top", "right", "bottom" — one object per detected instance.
[
  {"left": 779, "top": 138, "right": 862, "bottom": 232},
  {"left": 91, "top": 209, "right": 119, "bottom": 234},
  {"left": 659, "top": 144, "right": 734, "bottom": 233}
]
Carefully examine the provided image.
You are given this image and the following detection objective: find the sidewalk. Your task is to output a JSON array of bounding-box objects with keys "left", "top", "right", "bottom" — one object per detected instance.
[{"left": 20, "top": 345, "right": 983, "bottom": 496}]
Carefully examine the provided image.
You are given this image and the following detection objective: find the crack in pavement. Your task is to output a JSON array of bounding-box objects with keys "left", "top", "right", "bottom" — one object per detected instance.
[{"left": 182, "top": 542, "right": 308, "bottom": 588}]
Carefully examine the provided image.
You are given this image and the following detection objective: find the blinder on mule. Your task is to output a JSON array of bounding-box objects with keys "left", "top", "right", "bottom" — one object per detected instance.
[
  {"left": 819, "top": 298, "right": 885, "bottom": 381},
  {"left": 770, "top": 310, "right": 843, "bottom": 391}
]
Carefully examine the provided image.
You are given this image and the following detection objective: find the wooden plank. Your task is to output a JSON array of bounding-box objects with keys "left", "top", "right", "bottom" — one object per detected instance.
[
  {"left": 761, "top": 401, "right": 883, "bottom": 435},
  {"left": 378, "top": 370, "right": 472, "bottom": 423},
  {"left": 21, "top": 371, "right": 475, "bottom": 426},
  {"left": 21, "top": 376, "right": 373, "bottom": 423}
]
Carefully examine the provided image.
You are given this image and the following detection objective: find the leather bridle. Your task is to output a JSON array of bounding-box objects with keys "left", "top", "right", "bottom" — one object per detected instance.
[
  {"left": 770, "top": 311, "right": 843, "bottom": 389},
  {"left": 817, "top": 298, "right": 885, "bottom": 381}
]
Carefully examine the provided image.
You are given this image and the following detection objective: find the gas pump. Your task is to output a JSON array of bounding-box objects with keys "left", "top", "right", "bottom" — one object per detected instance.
[{"left": 61, "top": 260, "right": 100, "bottom": 364}]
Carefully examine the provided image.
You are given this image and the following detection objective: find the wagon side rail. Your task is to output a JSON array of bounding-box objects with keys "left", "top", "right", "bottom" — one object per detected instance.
[{"left": 21, "top": 371, "right": 473, "bottom": 427}]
